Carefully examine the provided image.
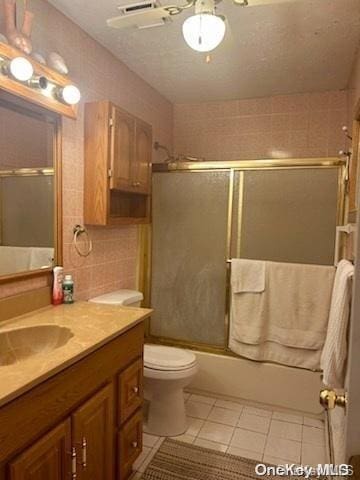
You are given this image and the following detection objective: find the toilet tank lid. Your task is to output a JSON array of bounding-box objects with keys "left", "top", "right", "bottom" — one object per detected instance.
[{"left": 89, "top": 290, "right": 143, "bottom": 305}]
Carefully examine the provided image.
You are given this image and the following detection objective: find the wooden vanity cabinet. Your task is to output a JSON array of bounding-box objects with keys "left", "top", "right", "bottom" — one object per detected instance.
[
  {"left": 84, "top": 101, "right": 152, "bottom": 226},
  {"left": 118, "top": 409, "right": 143, "bottom": 480},
  {"left": 9, "top": 420, "right": 71, "bottom": 480},
  {"left": 118, "top": 358, "right": 143, "bottom": 425},
  {"left": 72, "top": 384, "right": 114, "bottom": 480},
  {"left": 1, "top": 323, "right": 145, "bottom": 480},
  {"left": 8, "top": 385, "right": 116, "bottom": 480}
]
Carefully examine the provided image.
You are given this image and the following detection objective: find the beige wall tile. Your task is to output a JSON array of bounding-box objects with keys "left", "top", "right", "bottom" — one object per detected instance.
[{"left": 174, "top": 91, "right": 349, "bottom": 161}]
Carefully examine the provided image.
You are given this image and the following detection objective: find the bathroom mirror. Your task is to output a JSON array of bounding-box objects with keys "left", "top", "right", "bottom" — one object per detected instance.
[{"left": 0, "top": 92, "right": 61, "bottom": 281}]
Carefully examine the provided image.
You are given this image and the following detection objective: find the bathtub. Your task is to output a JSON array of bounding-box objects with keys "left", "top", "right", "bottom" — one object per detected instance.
[{"left": 189, "top": 350, "right": 323, "bottom": 415}]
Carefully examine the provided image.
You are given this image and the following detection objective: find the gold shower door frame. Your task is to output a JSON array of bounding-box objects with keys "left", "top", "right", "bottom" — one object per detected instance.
[{"left": 139, "top": 157, "right": 348, "bottom": 357}]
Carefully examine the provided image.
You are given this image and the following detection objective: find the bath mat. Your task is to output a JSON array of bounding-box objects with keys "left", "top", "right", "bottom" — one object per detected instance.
[{"left": 140, "top": 438, "right": 311, "bottom": 480}]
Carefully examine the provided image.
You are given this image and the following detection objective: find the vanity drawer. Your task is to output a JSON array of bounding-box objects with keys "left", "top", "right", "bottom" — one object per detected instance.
[
  {"left": 118, "top": 357, "right": 143, "bottom": 425},
  {"left": 118, "top": 409, "right": 143, "bottom": 480}
]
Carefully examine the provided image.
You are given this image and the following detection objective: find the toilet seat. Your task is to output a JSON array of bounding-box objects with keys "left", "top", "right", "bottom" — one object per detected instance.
[{"left": 144, "top": 344, "right": 197, "bottom": 372}]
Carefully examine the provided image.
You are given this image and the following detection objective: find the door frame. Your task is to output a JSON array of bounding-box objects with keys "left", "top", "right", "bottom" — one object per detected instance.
[{"left": 345, "top": 100, "right": 360, "bottom": 464}]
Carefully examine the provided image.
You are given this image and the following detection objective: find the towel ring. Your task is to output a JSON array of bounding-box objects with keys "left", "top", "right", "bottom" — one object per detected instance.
[{"left": 73, "top": 224, "right": 93, "bottom": 257}]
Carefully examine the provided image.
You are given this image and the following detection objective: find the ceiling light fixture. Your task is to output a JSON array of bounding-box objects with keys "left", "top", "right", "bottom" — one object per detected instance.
[{"left": 182, "top": 0, "right": 225, "bottom": 52}]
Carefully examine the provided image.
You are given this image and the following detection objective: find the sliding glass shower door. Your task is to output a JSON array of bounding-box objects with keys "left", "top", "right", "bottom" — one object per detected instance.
[
  {"left": 151, "top": 171, "right": 230, "bottom": 346},
  {"left": 149, "top": 162, "right": 344, "bottom": 350},
  {"left": 231, "top": 168, "right": 339, "bottom": 265}
]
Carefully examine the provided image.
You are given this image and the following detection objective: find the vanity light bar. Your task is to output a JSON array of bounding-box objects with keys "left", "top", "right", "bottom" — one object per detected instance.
[
  {"left": 0, "top": 54, "right": 81, "bottom": 106},
  {"left": 28, "top": 75, "right": 48, "bottom": 89},
  {"left": 57, "top": 84, "right": 81, "bottom": 105}
]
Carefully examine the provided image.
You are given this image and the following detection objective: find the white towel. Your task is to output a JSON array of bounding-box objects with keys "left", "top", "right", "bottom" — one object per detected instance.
[
  {"left": 230, "top": 261, "right": 335, "bottom": 350},
  {"left": 228, "top": 337, "right": 322, "bottom": 370},
  {"left": 231, "top": 258, "right": 265, "bottom": 293},
  {"left": 320, "top": 259, "right": 354, "bottom": 388}
]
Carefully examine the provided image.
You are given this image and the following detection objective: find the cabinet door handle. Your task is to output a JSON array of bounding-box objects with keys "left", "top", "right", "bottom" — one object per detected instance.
[
  {"left": 69, "top": 447, "right": 77, "bottom": 479},
  {"left": 131, "top": 441, "right": 138, "bottom": 448},
  {"left": 132, "top": 182, "right": 140, "bottom": 187},
  {"left": 81, "top": 437, "right": 87, "bottom": 468},
  {"left": 132, "top": 386, "right": 139, "bottom": 394}
]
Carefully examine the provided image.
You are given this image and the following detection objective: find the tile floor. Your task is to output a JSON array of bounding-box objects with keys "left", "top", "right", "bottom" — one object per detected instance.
[{"left": 132, "top": 392, "right": 327, "bottom": 477}]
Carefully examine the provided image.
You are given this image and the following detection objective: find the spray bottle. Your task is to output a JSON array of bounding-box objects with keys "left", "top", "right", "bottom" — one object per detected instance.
[{"left": 52, "top": 266, "right": 64, "bottom": 305}]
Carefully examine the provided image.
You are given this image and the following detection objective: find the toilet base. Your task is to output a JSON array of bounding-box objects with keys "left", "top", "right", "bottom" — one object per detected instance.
[
  {"left": 144, "top": 388, "right": 188, "bottom": 437},
  {"left": 143, "top": 364, "right": 198, "bottom": 437}
]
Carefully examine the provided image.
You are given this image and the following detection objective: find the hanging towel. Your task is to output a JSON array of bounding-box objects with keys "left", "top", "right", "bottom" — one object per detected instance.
[
  {"left": 229, "top": 260, "right": 335, "bottom": 369},
  {"left": 231, "top": 259, "right": 266, "bottom": 293},
  {"left": 228, "top": 337, "right": 322, "bottom": 370},
  {"left": 320, "top": 259, "right": 354, "bottom": 388},
  {"left": 230, "top": 260, "right": 335, "bottom": 350}
]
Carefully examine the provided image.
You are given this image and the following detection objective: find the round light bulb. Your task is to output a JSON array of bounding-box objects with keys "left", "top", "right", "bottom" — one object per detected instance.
[
  {"left": 182, "top": 13, "right": 225, "bottom": 52},
  {"left": 9, "top": 57, "right": 34, "bottom": 82},
  {"left": 62, "top": 85, "right": 81, "bottom": 105}
]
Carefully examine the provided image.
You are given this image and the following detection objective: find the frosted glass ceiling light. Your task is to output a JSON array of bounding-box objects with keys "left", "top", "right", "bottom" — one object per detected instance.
[
  {"left": 183, "top": 13, "right": 225, "bottom": 52},
  {"left": 60, "top": 85, "right": 81, "bottom": 105},
  {"left": 9, "top": 57, "right": 34, "bottom": 81},
  {"left": 182, "top": 0, "right": 225, "bottom": 52}
]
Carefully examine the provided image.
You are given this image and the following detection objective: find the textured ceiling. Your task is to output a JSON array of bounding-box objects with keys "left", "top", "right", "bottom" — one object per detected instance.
[{"left": 49, "top": 0, "right": 360, "bottom": 102}]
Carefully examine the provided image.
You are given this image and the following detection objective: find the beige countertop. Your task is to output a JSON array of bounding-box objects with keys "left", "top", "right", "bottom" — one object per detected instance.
[{"left": 0, "top": 301, "right": 152, "bottom": 408}]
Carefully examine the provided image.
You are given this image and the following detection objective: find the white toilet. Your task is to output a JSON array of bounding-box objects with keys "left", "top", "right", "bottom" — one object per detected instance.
[
  {"left": 143, "top": 344, "right": 198, "bottom": 437},
  {"left": 89, "top": 289, "right": 198, "bottom": 437}
]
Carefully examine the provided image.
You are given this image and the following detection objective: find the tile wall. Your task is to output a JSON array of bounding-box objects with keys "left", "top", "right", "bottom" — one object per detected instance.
[{"left": 174, "top": 91, "right": 350, "bottom": 161}]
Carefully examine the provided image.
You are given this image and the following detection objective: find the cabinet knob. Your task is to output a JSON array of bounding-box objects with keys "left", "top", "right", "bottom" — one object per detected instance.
[
  {"left": 132, "top": 386, "right": 139, "bottom": 394},
  {"left": 132, "top": 182, "right": 140, "bottom": 187},
  {"left": 131, "top": 441, "right": 138, "bottom": 448}
]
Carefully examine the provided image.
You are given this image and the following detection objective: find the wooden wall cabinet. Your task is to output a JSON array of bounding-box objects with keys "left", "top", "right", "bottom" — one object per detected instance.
[
  {"left": 84, "top": 101, "right": 152, "bottom": 226},
  {"left": 1, "top": 323, "right": 145, "bottom": 480}
]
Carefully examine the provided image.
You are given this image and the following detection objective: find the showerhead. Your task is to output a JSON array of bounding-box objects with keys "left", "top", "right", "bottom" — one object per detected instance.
[
  {"left": 154, "top": 141, "right": 174, "bottom": 163},
  {"left": 154, "top": 141, "right": 205, "bottom": 163}
]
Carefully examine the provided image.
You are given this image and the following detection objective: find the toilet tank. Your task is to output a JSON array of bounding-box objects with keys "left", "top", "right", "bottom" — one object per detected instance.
[{"left": 89, "top": 289, "right": 144, "bottom": 307}]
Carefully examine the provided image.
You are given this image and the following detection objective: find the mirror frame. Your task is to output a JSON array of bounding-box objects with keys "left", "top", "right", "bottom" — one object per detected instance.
[{"left": 0, "top": 92, "right": 62, "bottom": 284}]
